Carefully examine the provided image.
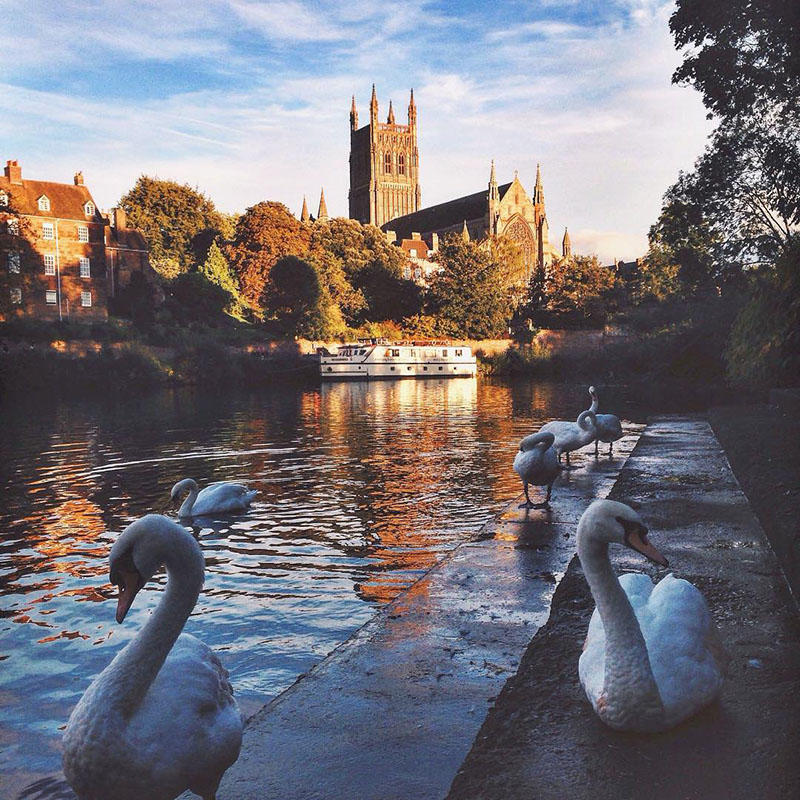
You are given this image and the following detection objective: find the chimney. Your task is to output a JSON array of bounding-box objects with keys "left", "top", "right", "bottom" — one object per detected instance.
[
  {"left": 4, "top": 160, "right": 22, "bottom": 185},
  {"left": 74, "top": 171, "right": 84, "bottom": 186},
  {"left": 113, "top": 207, "right": 127, "bottom": 229}
]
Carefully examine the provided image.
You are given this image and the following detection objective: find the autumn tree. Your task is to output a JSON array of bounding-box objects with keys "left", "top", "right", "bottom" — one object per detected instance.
[
  {"left": 119, "top": 177, "right": 228, "bottom": 274},
  {"left": 426, "top": 237, "right": 508, "bottom": 338},
  {"left": 227, "top": 202, "right": 310, "bottom": 308}
]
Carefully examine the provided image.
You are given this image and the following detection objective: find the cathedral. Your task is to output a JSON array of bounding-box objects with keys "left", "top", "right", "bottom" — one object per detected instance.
[{"left": 347, "top": 86, "right": 569, "bottom": 278}]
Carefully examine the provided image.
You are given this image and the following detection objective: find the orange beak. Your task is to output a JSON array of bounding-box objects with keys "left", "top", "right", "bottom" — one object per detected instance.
[
  {"left": 626, "top": 526, "right": 668, "bottom": 568},
  {"left": 115, "top": 569, "right": 142, "bottom": 623}
]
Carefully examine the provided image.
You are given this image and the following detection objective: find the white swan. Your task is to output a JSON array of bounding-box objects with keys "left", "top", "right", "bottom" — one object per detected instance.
[
  {"left": 171, "top": 478, "right": 258, "bottom": 517},
  {"left": 577, "top": 499, "right": 727, "bottom": 732},
  {"left": 539, "top": 409, "right": 597, "bottom": 469},
  {"left": 513, "top": 431, "right": 561, "bottom": 508},
  {"left": 63, "top": 514, "right": 243, "bottom": 800},
  {"left": 588, "top": 386, "right": 623, "bottom": 456}
]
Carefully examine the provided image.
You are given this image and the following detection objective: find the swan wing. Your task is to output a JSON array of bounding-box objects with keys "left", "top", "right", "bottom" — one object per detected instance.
[
  {"left": 194, "top": 482, "right": 257, "bottom": 515},
  {"left": 128, "top": 633, "right": 243, "bottom": 797},
  {"left": 596, "top": 414, "right": 623, "bottom": 442}
]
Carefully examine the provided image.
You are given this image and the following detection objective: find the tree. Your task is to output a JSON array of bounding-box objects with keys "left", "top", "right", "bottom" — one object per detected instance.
[
  {"left": 262, "top": 255, "right": 337, "bottom": 339},
  {"left": 426, "top": 237, "right": 508, "bottom": 338},
  {"left": 227, "top": 202, "right": 311, "bottom": 307},
  {"left": 166, "top": 272, "right": 233, "bottom": 325},
  {"left": 119, "top": 176, "right": 228, "bottom": 272},
  {"left": 0, "top": 202, "right": 39, "bottom": 319},
  {"left": 110, "top": 271, "right": 157, "bottom": 330},
  {"left": 541, "top": 256, "right": 617, "bottom": 322}
]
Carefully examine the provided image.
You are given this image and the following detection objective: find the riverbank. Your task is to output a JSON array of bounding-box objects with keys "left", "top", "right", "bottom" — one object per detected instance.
[{"left": 447, "top": 418, "right": 800, "bottom": 800}]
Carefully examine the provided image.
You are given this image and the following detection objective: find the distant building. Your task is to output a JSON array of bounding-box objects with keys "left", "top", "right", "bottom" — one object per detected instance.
[
  {"left": 0, "top": 160, "right": 152, "bottom": 321},
  {"left": 396, "top": 232, "right": 441, "bottom": 286}
]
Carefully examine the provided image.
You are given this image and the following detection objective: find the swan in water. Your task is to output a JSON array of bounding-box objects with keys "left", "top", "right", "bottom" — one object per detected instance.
[
  {"left": 588, "top": 386, "right": 623, "bottom": 456},
  {"left": 171, "top": 478, "right": 258, "bottom": 517},
  {"left": 539, "top": 409, "right": 597, "bottom": 469},
  {"left": 62, "top": 514, "right": 243, "bottom": 800},
  {"left": 577, "top": 499, "right": 727, "bottom": 732},
  {"left": 513, "top": 431, "right": 561, "bottom": 508}
]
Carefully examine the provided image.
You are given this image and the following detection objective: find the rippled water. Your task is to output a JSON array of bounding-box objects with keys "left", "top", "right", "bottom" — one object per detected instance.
[{"left": 0, "top": 377, "right": 642, "bottom": 796}]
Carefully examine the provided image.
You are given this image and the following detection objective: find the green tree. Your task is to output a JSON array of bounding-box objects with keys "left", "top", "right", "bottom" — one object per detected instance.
[
  {"left": 119, "top": 176, "right": 227, "bottom": 272},
  {"left": 542, "top": 255, "right": 617, "bottom": 322},
  {"left": 227, "top": 202, "right": 311, "bottom": 307},
  {"left": 166, "top": 272, "right": 232, "bottom": 326},
  {"left": 110, "top": 271, "right": 157, "bottom": 330},
  {"left": 262, "top": 255, "right": 337, "bottom": 339},
  {"left": 426, "top": 237, "right": 508, "bottom": 338}
]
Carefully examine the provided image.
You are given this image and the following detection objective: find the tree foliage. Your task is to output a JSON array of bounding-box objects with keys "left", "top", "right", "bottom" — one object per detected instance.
[
  {"left": 227, "top": 202, "right": 311, "bottom": 307},
  {"left": 166, "top": 272, "right": 233, "bottom": 325},
  {"left": 119, "top": 176, "right": 228, "bottom": 272},
  {"left": 426, "top": 237, "right": 508, "bottom": 338}
]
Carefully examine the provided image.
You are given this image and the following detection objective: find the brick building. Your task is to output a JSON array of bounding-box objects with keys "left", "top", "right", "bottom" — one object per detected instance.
[{"left": 0, "top": 160, "right": 151, "bottom": 322}]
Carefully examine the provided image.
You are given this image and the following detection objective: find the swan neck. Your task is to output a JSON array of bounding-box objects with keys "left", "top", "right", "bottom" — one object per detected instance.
[
  {"left": 589, "top": 394, "right": 598, "bottom": 414},
  {"left": 578, "top": 534, "right": 660, "bottom": 708},
  {"left": 577, "top": 410, "right": 596, "bottom": 431},
  {"left": 103, "top": 547, "right": 203, "bottom": 715},
  {"left": 179, "top": 486, "right": 198, "bottom": 517}
]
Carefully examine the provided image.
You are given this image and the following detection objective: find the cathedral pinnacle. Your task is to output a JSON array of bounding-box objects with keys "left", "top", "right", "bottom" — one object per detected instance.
[
  {"left": 370, "top": 83, "right": 378, "bottom": 118},
  {"left": 300, "top": 195, "right": 310, "bottom": 223},
  {"left": 317, "top": 188, "right": 328, "bottom": 222},
  {"left": 489, "top": 159, "right": 497, "bottom": 187},
  {"left": 534, "top": 163, "right": 545, "bottom": 205},
  {"left": 408, "top": 88, "right": 416, "bottom": 125},
  {"left": 461, "top": 220, "right": 470, "bottom": 242},
  {"left": 562, "top": 227, "right": 571, "bottom": 258},
  {"left": 387, "top": 100, "right": 395, "bottom": 124},
  {"left": 350, "top": 94, "right": 358, "bottom": 130}
]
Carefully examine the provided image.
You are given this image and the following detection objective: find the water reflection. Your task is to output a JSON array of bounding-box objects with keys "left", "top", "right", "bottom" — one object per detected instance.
[{"left": 0, "top": 378, "right": 640, "bottom": 793}]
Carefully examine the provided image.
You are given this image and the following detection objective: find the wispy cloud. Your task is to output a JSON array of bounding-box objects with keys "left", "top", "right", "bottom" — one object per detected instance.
[{"left": 0, "top": 0, "right": 710, "bottom": 261}]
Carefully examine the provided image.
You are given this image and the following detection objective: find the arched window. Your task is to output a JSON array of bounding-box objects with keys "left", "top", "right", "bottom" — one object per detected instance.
[
  {"left": 84, "top": 201, "right": 95, "bottom": 217},
  {"left": 38, "top": 195, "right": 50, "bottom": 211},
  {"left": 384, "top": 152, "right": 392, "bottom": 173},
  {"left": 398, "top": 154, "right": 405, "bottom": 175},
  {"left": 0, "top": 191, "right": 8, "bottom": 206}
]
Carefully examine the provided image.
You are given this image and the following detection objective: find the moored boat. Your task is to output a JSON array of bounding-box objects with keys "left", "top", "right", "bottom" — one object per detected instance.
[{"left": 317, "top": 339, "right": 477, "bottom": 380}]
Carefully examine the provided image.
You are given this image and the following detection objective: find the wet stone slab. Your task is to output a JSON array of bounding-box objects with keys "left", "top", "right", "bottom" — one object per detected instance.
[{"left": 217, "top": 426, "right": 644, "bottom": 800}]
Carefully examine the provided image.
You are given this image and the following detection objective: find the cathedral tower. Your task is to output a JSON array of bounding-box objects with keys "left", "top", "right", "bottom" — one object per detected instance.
[{"left": 349, "top": 85, "right": 421, "bottom": 227}]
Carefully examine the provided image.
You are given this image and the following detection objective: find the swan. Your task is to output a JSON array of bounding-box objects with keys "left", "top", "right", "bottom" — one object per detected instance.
[
  {"left": 171, "top": 478, "right": 258, "bottom": 517},
  {"left": 63, "top": 514, "right": 243, "bottom": 800},
  {"left": 513, "top": 431, "right": 561, "bottom": 508},
  {"left": 539, "top": 409, "right": 597, "bottom": 469},
  {"left": 588, "top": 386, "right": 623, "bottom": 456},
  {"left": 577, "top": 499, "right": 727, "bottom": 732}
]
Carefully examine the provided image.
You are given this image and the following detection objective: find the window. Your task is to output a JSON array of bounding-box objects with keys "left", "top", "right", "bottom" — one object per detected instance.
[
  {"left": 455, "top": 349, "right": 463, "bottom": 357},
  {"left": 0, "top": 191, "right": 8, "bottom": 206},
  {"left": 442, "top": 349, "right": 448, "bottom": 357},
  {"left": 38, "top": 195, "right": 51, "bottom": 211},
  {"left": 384, "top": 152, "right": 392, "bottom": 173},
  {"left": 7, "top": 252, "right": 20, "bottom": 273},
  {"left": 44, "top": 254, "right": 56, "bottom": 275},
  {"left": 398, "top": 154, "right": 405, "bottom": 175},
  {"left": 409, "top": 248, "right": 417, "bottom": 258},
  {"left": 392, "top": 349, "right": 400, "bottom": 357},
  {"left": 10, "top": 287, "right": 21, "bottom": 304},
  {"left": 42, "top": 222, "right": 54, "bottom": 240},
  {"left": 79, "top": 257, "right": 91, "bottom": 278},
  {"left": 46, "top": 290, "right": 57, "bottom": 304},
  {"left": 78, "top": 225, "right": 89, "bottom": 242},
  {"left": 403, "top": 266, "right": 411, "bottom": 280},
  {"left": 6, "top": 217, "right": 19, "bottom": 235},
  {"left": 81, "top": 291, "right": 92, "bottom": 307},
  {"left": 84, "top": 201, "right": 95, "bottom": 217}
]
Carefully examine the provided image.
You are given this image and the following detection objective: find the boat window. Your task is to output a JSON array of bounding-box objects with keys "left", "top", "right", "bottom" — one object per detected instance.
[
  {"left": 455, "top": 349, "right": 462, "bottom": 356},
  {"left": 392, "top": 349, "right": 400, "bottom": 357},
  {"left": 442, "top": 349, "right": 448, "bottom": 357},
  {"left": 360, "top": 349, "right": 366, "bottom": 355}
]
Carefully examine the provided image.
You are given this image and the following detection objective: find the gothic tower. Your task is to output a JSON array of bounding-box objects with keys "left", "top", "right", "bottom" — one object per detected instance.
[{"left": 349, "top": 85, "right": 421, "bottom": 227}]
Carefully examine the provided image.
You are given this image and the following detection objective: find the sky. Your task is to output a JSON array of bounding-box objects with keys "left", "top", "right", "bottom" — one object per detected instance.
[{"left": 0, "top": 0, "right": 712, "bottom": 262}]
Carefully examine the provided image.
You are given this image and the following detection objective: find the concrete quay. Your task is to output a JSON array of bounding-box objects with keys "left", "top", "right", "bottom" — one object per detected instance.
[
  {"left": 448, "top": 418, "right": 800, "bottom": 800},
  {"left": 218, "top": 426, "right": 644, "bottom": 800}
]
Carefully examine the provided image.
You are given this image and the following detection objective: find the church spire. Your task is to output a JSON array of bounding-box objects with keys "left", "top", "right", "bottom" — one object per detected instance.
[
  {"left": 461, "top": 220, "right": 470, "bottom": 242},
  {"left": 350, "top": 94, "right": 358, "bottom": 131},
  {"left": 317, "top": 188, "right": 328, "bottom": 222},
  {"left": 408, "top": 88, "right": 416, "bottom": 126},
  {"left": 562, "top": 227, "right": 571, "bottom": 258},
  {"left": 300, "top": 195, "right": 310, "bottom": 224},
  {"left": 370, "top": 83, "right": 378, "bottom": 121},
  {"left": 533, "top": 163, "right": 545, "bottom": 205},
  {"left": 387, "top": 99, "right": 395, "bottom": 124}
]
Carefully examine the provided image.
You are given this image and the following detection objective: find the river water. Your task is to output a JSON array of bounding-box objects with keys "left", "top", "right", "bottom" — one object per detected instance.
[{"left": 0, "top": 377, "right": 643, "bottom": 796}]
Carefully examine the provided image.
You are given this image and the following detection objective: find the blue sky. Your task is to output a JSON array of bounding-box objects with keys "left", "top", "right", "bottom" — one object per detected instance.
[{"left": 0, "top": 0, "right": 711, "bottom": 260}]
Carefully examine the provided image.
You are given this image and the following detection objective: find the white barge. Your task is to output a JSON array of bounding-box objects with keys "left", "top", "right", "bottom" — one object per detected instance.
[{"left": 317, "top": 339, "right": 477, "bottom": 380}]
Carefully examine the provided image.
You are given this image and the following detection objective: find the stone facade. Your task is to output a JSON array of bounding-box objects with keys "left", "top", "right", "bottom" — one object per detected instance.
[
  {"left": 349, "top": 86, "right": 421, "bottom": 228},
  {"left": 0, "top": 160, "right": 152, "bottom": 322}
]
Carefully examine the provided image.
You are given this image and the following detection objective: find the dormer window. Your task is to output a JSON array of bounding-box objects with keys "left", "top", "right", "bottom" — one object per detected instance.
[
  {"left": 84, "top": 201, "right": 95, "bottom": 217},
  {"left": 0, "top": 191, "right": 7, "bottom": 206},
  {"left": 38, "top": 195, "right": 50, "bottom": 212}
]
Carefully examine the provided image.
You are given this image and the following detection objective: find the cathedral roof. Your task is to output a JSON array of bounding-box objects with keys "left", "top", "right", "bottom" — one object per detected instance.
[{"left": 383, "top": 183, "right": 511, "bottom": 239}]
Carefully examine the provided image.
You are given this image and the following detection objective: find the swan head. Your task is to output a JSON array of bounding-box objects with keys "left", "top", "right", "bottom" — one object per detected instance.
[
  {"left": 170, "top": 478, "right": 198, "bottom": 503},
  {"left": 109, "top": 514, "right": 203, "bottom": 623},
  {"left": 578, "top": 499, "right": 668, "bottom": 567},
  {"left": 588, "top": 385, "right": 597, "bottom": 396}
]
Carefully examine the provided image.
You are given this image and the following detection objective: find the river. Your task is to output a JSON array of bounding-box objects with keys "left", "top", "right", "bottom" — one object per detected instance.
[{"left": 0, "top": 377, "right": 644, "bottom": 797}]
